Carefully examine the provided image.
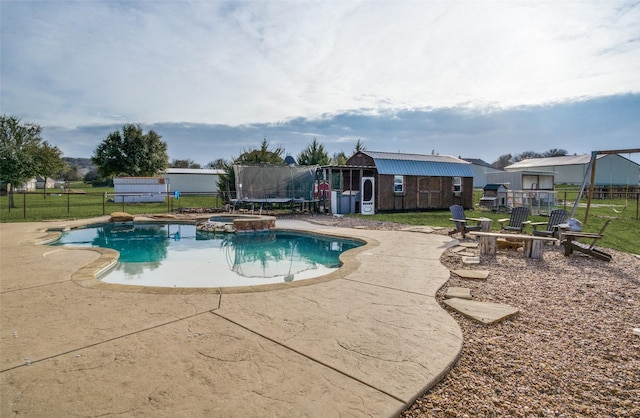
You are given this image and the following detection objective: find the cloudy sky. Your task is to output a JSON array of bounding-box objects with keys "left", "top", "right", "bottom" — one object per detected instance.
[{"left": 2, "top": 0, "right": 639, "bottom": 165}]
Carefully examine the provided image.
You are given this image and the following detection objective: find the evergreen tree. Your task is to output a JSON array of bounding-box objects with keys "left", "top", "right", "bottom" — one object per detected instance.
[
  {"left": 217, "top": 139, "right": 285, "bottom": 202},
  {"left": 297, "top": 138, "right": 330, "bottom": 165},
  {"left": 331, "top": 151, "right": 348, "bottom": 165},
  {"left": 352, "top": 138, "right": 366, "bottom": 156}
]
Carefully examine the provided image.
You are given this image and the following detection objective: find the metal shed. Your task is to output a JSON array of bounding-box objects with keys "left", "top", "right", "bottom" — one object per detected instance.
[
  {"left": 322, "top": 151, "right": 475, "bottom": 214},
  {"left": 486, "top": 170, "right": 555, "bottom": 191},
  {"left": 113, "top": 177, "right": 167, "bottom": 203},
  {"left": 504, "top": 154, "right": 639, "bottom": 186},
  {"left": 164, "top": 168, "right": 223, "bottom": 194}
]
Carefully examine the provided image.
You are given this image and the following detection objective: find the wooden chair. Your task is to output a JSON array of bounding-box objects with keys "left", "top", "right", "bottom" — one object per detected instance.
[
  {"left": 562, "top": 218, "right": 613, "bottom": 262},
  {"left": 529, "top": 209, "right": 569, "bottom": 238},
  {"left": 498, "top": 207, "right": 530, "bottom": 233},
  {"left": 448, "top": 205, "right": 482, "bottom": 238}
]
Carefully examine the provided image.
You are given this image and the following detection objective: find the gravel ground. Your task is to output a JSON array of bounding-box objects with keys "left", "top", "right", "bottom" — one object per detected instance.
[{"left": 294, "top": 214, "right": 640, "bottom": 417}]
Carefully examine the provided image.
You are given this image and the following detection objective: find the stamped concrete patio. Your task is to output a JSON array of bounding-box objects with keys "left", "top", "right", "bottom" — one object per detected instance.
[{"left": 0, "top": 217, "right": 463, "bottom": 417}]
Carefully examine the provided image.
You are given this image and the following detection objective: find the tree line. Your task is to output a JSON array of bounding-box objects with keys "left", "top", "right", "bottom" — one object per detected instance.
[
  {"left": 490, "top": 149, "right": 569, "bottom": 170},
  {"left": 1, "top": 114, "right": 571, "bottom": 207},
  {"left": 0, "top": 116, "right": 366, "bottom": 207}
]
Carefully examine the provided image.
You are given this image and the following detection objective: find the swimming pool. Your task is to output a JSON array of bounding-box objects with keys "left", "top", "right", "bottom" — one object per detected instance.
[{"left": 51, "top": 223, "right": 363, "bottom": 288}]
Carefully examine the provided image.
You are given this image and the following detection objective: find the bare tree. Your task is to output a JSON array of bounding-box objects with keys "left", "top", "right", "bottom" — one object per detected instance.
[
  {"left": 542, "top": 148, "right": 568, "bottom": 157},
  {"left": 491, "top": 154, "right": 514, "bottom": 170}
]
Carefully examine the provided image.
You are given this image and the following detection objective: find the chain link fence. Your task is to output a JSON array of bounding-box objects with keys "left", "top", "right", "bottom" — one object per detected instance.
[{"left": 0, "top": 190, "right": 226, "bottom": 222}]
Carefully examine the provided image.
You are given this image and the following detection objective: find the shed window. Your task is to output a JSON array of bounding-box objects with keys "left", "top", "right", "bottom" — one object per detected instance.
[
  {"left": 394, "top": 175, "right": 404, "bottom": 193},
  {"left": 453, "top": 177, "right": 462, "bottom": 195}
]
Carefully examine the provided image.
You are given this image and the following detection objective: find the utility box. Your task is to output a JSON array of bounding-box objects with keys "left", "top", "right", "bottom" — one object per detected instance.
[
  {"left": 341, "top": 190, "right": 360, "bottom": 214},
  {"left": 330, "top": 190, "right": 360, "bottom": 214}
]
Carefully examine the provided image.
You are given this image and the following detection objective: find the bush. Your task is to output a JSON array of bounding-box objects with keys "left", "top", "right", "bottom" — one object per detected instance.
[{"left": 91, "top": 178, "right": 113, "bottom": 187}]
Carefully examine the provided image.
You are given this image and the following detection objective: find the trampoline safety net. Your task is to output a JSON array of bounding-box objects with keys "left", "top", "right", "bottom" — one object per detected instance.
[{"left": 233, "top": 164, "right": 319, "bottom": 201}]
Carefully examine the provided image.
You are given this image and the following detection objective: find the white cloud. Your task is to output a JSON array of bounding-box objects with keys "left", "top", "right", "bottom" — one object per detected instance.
[
  {"left": 2, "top": 0, "right": 639, "bottom": 131},
  {"left": 40, "top": 95, "right": 640, "bottom": 168}
]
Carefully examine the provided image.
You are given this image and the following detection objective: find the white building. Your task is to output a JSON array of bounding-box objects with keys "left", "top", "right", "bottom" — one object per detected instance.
[
  {"left": 504, "top": 154, "right": 639, "bottom": 186},
  {"left": 461, "top": 158, "right": 504, "bottom": 188},
  {"left": 113, "top": 177, "right": 167, "bottom": 203},
  {"left": 486, "top": 170, "right": 555, "bottom": 191},
  {"left": 164, "top": 168, "right": 224, "bottom": 194},
  {"left": 16, "top": 176, "right": 56, "bottom": 191}
]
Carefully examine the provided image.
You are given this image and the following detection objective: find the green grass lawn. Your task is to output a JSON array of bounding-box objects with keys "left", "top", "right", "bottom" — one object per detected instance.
[
  {"left": 0, "top": 182, "right": 224, "bottom": 222},
  {"left": 355, "top": 195, "right": 639, "bottom": 254},
  {"left": 360, "top": 207, "right": 636, "bottom": 252},
  {"left": 1, "top": 184, "right": 638, "bottom": 254}
]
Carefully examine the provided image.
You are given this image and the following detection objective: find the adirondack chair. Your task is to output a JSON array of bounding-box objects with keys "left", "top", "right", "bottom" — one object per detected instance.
[
  {"left": 530, "top": 209, "right": 569, "bottom": 238},
  {"left": 562, "top": 218, "right": 613, "bottom": 262},
  {"left": 449, "top": 205, "right": 483, "bottom": 238},
  {"left": 498, "top": 207, "right": 530, "bottom": 233}
]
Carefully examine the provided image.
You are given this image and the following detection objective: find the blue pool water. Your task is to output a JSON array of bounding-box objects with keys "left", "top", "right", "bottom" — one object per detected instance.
[{"left": 52, "top": 223, "right": 362, "bottom": 288}]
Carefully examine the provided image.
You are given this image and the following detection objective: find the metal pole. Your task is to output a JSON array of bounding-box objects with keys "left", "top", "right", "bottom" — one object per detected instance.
[
  {"left": 571, "top": 151, "right": 597, "bottom": 219},
  {"left": 350, "top": 168, "right": 354, "bottom": 213},
  {"left": 583, "top": 155, "right": 598, "bottom": 225},
  {"left": 167, "top": 184, "right": 170, "bottom": 213}
]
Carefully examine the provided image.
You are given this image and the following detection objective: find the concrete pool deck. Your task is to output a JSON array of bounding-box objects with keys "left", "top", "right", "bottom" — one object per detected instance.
[{"left": 0, "top": 217, "right": 463, "bottom": 417}]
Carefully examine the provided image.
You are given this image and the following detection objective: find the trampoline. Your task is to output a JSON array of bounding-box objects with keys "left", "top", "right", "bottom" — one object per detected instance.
[{"left": 231, "top": 164, "right": 320, "bottom": 213}]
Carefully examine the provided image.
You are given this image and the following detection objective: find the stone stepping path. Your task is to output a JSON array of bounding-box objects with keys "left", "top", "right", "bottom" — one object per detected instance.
[
  {"left": 445, "top": 287, "right": 472, "bottom": 300},
  {"left": 461, "top": 256, "right": 480, "bottom": 264},
  {"left": 450, "top": 269, "right": 490, "bottom": 280},
  {"left": 458, "top": 242, "right": 478, "bottom": 248},
  {"left": 458, "top": 251, "right": 476, "bottom": 257},
  {"left": 443, "top": 298, "right": 519, "bottom": 325}
]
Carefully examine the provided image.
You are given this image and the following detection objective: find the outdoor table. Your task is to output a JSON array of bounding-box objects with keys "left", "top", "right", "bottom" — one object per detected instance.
[
  {"left": 478, "top": 218, "right": 492, "bottom": 232},
  {"left": 468, "top": 231, "right": 558, "bottom": 259}
]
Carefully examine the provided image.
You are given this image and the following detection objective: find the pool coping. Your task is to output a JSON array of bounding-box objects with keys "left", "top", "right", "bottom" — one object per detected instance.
[{"left": 39, "top": 221, "right": 378, "bottom": 295}]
